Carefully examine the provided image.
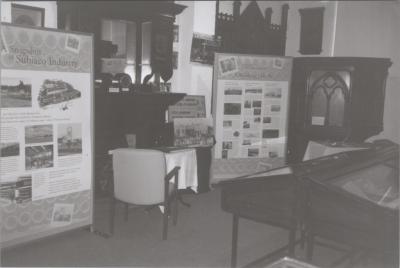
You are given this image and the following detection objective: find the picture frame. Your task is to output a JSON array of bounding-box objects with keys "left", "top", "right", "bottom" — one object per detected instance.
[
  {"left": 11, "top": 4, "right": 44, "bottom": 27},
  {"left": 298, "top": 7, "right": 325, "bottom": 55}
]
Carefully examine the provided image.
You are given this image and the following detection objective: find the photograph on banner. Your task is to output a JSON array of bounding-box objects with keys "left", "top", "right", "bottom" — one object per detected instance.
[
  {"left": 57, "top": 123, "right": 82, "bottom": 157},
  {"left": 223, "top": 119, "right": 241, "bottom": 130},
  {"left": 262, "top": 116, "right": 281, "bottom": 128},
  {"left": 51, "top": 203, "right": 74, "bottom": 226},
  {"left": 25, "top": 145, "right": 54, "bottom": 170},
  {"left": 1, "top": 142, "right": 20, "bottom": 158},
  {"left": 0, "top": 175, "right": 32, "bottom": 204},
  {"left": 1, "top": 77, "right": 32, "bottom": 108},
  {"left": 37, "top": 78, "right": 82, "bottom": 111},
  {"left": 218, "top": 56, "right": 238, "bottom": 76},
  {"left": 25, "top": 124, "right": 53, "bottom": 144}
]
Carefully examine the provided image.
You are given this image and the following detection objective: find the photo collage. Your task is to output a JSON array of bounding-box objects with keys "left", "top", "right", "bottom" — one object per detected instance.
[
  {"left": 219, "top": 80, "right": 288, "bottom": 159},
  {"left": 0, "top": 69, "right": 89, "bottom": 203}
]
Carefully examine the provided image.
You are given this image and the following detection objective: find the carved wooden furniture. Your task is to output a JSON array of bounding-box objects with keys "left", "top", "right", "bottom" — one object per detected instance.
[
  {"left": 215, "top": 1, "right": 289, "bottom": 55},
  {"left": 287, "top": 57, "right": 392, "bottom": 163},
  {"left": 57, "top": 2, "right": 188, "bottom": 196},
  {"left": 57, "top": 1, "right": 186, "bottom": 84}
]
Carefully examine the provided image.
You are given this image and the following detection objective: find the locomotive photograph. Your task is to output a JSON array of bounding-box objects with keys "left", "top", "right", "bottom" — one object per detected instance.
[
  {"left": 0, "top": 77, "right": 32, "bottom": 108},
  {"left": 0, "top": 175, "right": 32, "bottom": 204},
  {"left": 37, "top": 79, "right": 81, "bottom": 108}
]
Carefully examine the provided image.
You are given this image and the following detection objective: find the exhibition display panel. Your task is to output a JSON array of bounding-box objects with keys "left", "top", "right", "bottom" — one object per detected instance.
[
  {"left": 0, "top": 23, "right": 94, "bottom": 247},
  {"left": 212, "top": 53, "right": 292, "bottom": 181}
]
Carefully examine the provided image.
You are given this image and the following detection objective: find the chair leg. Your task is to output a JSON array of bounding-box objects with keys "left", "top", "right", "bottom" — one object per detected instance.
[
  {"left": 231, "top": 214, "right": 239, "bottom": 268},
  {"left": 300, "top": 225, "right": 306, "bottom": 250},
  {"left": 288, "top": 226, "right": 296, "bottom": 257},
  {"left": 306, "top": 232, "right": 314, "bottom": 261},
  {"left": 109, "top": 196, "right": 115, "bottom": 235},
  {"left": 124, "top": 203, "right": 129, "bottom": 221},
  {"left": 162, "top": 202, "right": 169, "bottom": 240},
  {"left": 173, "top": 194, "right": 178, "bottom": 226}
]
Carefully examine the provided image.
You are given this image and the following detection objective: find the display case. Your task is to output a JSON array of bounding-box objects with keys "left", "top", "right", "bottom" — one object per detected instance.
[
  {"left": 298, "top": 140, "right": 399, "bottom": 267},
  {"left": 219, "top": 139, "right": 398, "bottom": 267}
]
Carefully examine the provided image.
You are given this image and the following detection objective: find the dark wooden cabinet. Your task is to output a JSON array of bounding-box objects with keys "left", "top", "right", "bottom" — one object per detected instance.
[{"left": 287, "top": 57, "right": 392, "bottom": 163}]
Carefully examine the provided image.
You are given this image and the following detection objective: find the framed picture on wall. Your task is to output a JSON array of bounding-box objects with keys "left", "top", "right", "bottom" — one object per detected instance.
[
  {"left": 298, "top": 7, "right": 325, "bottom": 55},
  {"left": 11, "top": 4, "right": 45, "bottom": 27}
]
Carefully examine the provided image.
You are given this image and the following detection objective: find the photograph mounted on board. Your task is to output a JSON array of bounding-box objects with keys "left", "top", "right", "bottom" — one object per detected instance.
[
  {"left": 38, "top": 79, "right": 81, "bottom": 109},
  {"left": 25, "top": 145, "right": 54, "bottom": 170},
  {"left": 224, "top": 103, "right": 241, "bottom": 115},
  {"left": 219, "top": 56, "right": 238, "bottom": 75},
  {"left": 1, "top": 142, "right": 20, "bottom": 157},
  {"left": 190, "top": 33, "right": 221, "bottom": 65},
  {"left": 1, "top": 77, "right": 32, "bottom": 108},
  {"left": 25, "top": 124, "right": 53, "bottom": 144},
  {"left": 11, "top": 4, "right": 44, "bottom": 27},
  {"left": 58, "top": 123, "right": 82, "bottom": 157},
  {"left": 0, "top": 175, "right": 32, "bottom": 204},
  {"left": 51, "top": 203, "right": 74, "bottom": 226}
]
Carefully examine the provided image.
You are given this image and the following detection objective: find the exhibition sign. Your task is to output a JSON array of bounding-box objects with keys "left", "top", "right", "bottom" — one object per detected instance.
[
  {"left": 0, "top": 23, "right": 93, "bottom": 247},
  {"left": 168, "top": 95, "right": 206, "bottom": 121},
  {"left": 212, "top": 53, "right": 292, "bottom": 181}
]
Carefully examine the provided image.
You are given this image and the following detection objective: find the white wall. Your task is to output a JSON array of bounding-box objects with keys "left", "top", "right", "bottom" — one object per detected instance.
[
  {"left": 334, "top": 1, "right": 400, "bottom": 143},
  {"left": 218, "top": 1, "right": 337, "bottom": 57},
  {"left": 172, "top": 1, "right": 216, "bottom": 117},
  {"left": 1, "top": 1, "right": 57, "bottom": 28}
]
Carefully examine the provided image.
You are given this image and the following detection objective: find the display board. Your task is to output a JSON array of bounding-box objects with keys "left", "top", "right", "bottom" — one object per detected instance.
[
  {"left": 0, "top": 23, "right": 93, "bottom": 247},
  {"left": 212, "top": 53, "right": 292, "bottom": 181}
]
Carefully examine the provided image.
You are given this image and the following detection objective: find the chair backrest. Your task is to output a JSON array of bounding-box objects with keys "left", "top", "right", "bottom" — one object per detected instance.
[{"left": 112, "top": 148, "right": 166, "bottom": 205}]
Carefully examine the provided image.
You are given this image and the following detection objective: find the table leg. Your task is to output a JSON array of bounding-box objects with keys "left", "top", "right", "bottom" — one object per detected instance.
[{"left": 231, "top": 214, "right": 239, "bottom": 268}]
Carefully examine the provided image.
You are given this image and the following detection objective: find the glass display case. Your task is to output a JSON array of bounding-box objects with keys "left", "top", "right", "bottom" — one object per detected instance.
[
  {"left": 327, "top": 160, "right": 398, "bottom": 209},
  {"left": 302, "top": 140, "right": 399, "bottom": 267}
]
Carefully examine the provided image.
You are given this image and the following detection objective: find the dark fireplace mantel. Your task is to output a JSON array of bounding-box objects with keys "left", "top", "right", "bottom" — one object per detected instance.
[{"left": 95, "top": 89, "right": 186, "bottom": 155}]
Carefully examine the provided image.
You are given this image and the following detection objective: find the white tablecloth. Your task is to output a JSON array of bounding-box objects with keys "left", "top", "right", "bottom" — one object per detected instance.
[{"left": 165, "top": 148, "right": 198, "bottom": 192}]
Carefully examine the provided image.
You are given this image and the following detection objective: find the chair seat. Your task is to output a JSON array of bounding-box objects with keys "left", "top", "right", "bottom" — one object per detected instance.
[
  {"left": 116, "top": 182, "right": 176, "bottom": 205},
  {"left": 110, "top": 148, "right": 181, "bottom": 240}
]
